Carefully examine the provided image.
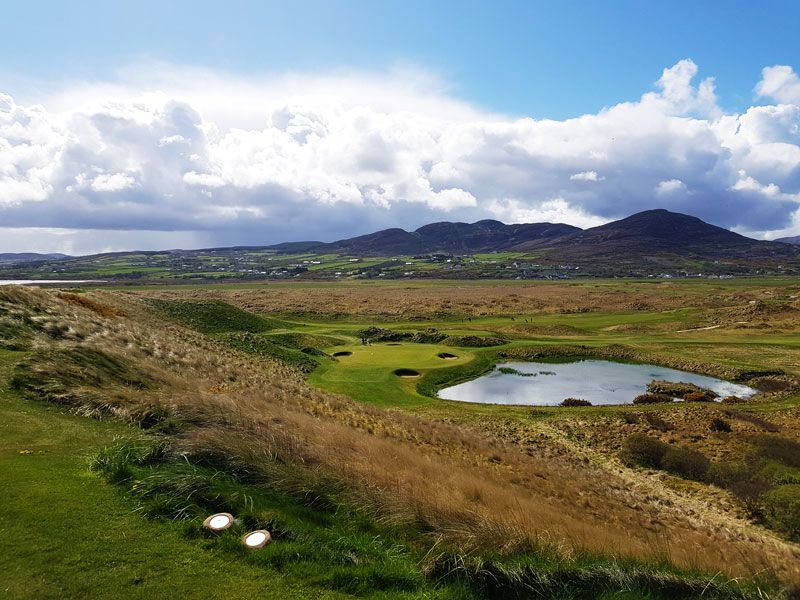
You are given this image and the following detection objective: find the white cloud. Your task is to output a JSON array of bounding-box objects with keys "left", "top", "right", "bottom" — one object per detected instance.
[
  {"left": 756, "top": 65, "right": 800, "bottom": 104},
  {"left": 90, "top": 172, "right": 137, "bottom": 192},
  {"left": 655, "top": 179, "right": 687, "bottom": 195},
  {"left": 570, "top": 171, "right": 604, "bottom": 182},
  {"left": 2, "top": 58, "right": 800, "bottom": 251},
  {"left": 488, "top": 198, "right": 610, "bottom": 229}
]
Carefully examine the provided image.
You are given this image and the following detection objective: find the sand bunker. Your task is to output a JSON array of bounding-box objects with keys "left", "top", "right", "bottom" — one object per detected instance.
[{"left": 394, "top": 368, "right": 420, "bottom": 378}]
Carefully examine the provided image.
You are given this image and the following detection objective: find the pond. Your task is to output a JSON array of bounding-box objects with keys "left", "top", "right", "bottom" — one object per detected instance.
[{"left": 438, "top": 359, "right": 758, "bottom": 406}]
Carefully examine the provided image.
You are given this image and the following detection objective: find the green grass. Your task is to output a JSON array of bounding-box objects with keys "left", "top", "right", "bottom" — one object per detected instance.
[
  {"left": 221, "top": 332, "right": 321, "bottom": 373},
  {"left": 0, "top": 349, "right": 345, "bottom": 600},
  {"left": 147, "top": 299, "right": 291, "bottom": 334},
  {"left": 3, "top": 283, "right": 794, "bottom": 598},
  {"left": 88, "top": 439, "right": 466, "bottom": 599},
  {"left": 309, "top": 342, "right": 480, "bottom": 407}
]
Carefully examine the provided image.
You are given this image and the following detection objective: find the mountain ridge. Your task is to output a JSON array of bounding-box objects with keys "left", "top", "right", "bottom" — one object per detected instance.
[
  {"left": 777, "top": 235, "right": 800, "bottom": 245},
  {"left": 272, "top": 209, "right": 799, "bottom": 266}
]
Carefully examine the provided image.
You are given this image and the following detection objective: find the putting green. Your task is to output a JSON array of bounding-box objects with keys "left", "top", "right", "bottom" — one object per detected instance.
[{"left": 309, "top": 342, "right": 474, "bottom": 407}]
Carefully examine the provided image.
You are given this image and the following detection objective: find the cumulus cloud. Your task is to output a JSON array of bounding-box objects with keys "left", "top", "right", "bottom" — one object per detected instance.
[
  {"left": 570, "top": 171, "right": 604, "bottom": 182},
  {"left": 756, "top": 66, "right": 800, "bottom": 104},
  {"left": 655, "top": 179, "right": 687, "bottom": 195},
  {"left": 2, "top": 59, "right": 800, "bottom": 252}
]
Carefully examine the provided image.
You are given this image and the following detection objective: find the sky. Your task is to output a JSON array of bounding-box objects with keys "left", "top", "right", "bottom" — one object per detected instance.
[{"left": 2, "top": 0, "right": 800, "bottom": 254}]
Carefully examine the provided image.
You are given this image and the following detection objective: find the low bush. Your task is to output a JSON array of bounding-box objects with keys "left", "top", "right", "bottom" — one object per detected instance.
[
  {"left": 411, "top": 328, "right": 448, "bottom": 344},
  {"left": 683, "top": 391, "right": 715, "bottom": 402},
  {"left": 751, "top": 435, "right": 800, "bottom": 469},
  {"left": 721, "top": 396, "right": 744, "bottom": 404},
  {"left": 357, "top": 327, "right": 447, "bottom": 344},
  {"left": 560, "top": 398, "right": 592, "bottom": 407},
  {"left": 707, "top": 461, "right": 751, "bottom": 489},
  {"left": 722, "top": 409, "right": 780, "bottom": 432},
  {"left": 633, "top": 393, "right": 673, "bottom": 405},
  {"left": 661, "top": 446, "right": 710, "bottom": 481},
  {"left": 444, "top": 335, "right": 507, "bottom": 347},
  {"left": 761, "top": 484, "right": 800, "bottom": 539},
  {"left": 710, "top": 417, "right": 732, "bottom": 433},
  {"left": 643, "top": 412, "right": 672, "bottom": 431},
  {"left": 620, "top": 434, "right": 669, "bottom": 469},
  {"left": 647, "top": 380, "right": 717, "bottom": 399}
]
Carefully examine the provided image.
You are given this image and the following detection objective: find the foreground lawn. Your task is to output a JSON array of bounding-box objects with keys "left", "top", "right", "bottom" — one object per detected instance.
[{"left": 0, "top": 350, "right": 343, "bottom": 600}]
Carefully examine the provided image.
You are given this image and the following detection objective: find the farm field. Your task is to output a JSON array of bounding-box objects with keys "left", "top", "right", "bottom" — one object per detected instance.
[{"left": 1, "top": 278, "right": 799, "bottom": 598}]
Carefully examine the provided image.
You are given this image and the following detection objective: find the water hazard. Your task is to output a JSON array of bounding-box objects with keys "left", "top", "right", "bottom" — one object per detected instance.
[{"left": 438, "top": 359, "right": 757, "bottom": 406}]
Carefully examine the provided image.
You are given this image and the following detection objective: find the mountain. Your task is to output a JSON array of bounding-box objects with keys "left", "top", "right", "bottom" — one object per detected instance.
[
  {"left": 0, "top": 253, "right": 70, "bottom": 263},
  {"left": 3, "top": 209, "right": 799, "bottom": 280},
  {"left": 309, "top": 220, "right": 581, "bottom": 255},
  {"left": 512, "top": 209, "right": 800, "bottom": 262},
  {"left": 776, "top": 235, "right": 800, "bottom": 245}
]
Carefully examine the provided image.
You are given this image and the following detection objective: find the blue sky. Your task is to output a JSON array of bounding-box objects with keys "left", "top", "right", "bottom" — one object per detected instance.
[
  {"left": 5, "top": 0, "right": 799, "bottom": 118},
  {"left": 2, "top": 1, "right": 800, "bottom": 253}
]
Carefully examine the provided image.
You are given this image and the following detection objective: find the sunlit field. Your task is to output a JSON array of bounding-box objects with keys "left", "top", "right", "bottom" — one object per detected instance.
[{"left": 1, "top": 278, "right": 799, "bottom": 598}]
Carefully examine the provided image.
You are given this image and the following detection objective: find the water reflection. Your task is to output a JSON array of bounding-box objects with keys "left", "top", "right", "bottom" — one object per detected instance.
[{"left": 439, "top": 359, "right": 757, "bottom": 406}]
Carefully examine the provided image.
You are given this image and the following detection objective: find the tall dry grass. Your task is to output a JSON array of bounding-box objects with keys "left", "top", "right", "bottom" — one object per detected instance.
[{"left": 4, "top": 285, "right": 800, "bottom": 586}]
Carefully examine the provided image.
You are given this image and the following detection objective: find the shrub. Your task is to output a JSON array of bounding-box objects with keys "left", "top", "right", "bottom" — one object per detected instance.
[
  {"left": 682, "top": 391, "right": 715, "bottom": 402},
  {"left": 620, "top": 412, "right": 639, "bottom": 424},
  {"left": 633, "top": 393, "right": 673, "bottom": 405},
  {"left": 707, "top": 461, "right": 751, "bottom": 488},
  {"left": 620, "top": 434, "right": 668, "bottom": 469},
  {"left": 761, "top": 484, "right": 800, "bottom": 538},
  {"left": 560, "top": 398, "right": 592, "bottom": 407},
  {"left": 728, "top": 476, "right": 772, "bottom": 514},
  {"left": 752, "top": 435, "right": 800, "bottom": 469},
  {"left": 661, "top": 447, "right": 710, "bottom": 481},
  {"left": 411, "top": 328, "right": 447, "bottom": 344},
  {"left": 443, "top": 335, "right": 507, "bottom": 347},
  {"left": 722, "top": 409, "right": 780, "bottom": 432},
  {"left": 647, "top": 380, "right": 717, "bottom": 399},
  {"left": 643, "top": 412, "right": 671, "bottom": 431},
  {"left": 721, "top": 395, "right": 744, "bottom": 404},
  {"left": 709, "top": 417, "right": 732, "bottom": 433}
]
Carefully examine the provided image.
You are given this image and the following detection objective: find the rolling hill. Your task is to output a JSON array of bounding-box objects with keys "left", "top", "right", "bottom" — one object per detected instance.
[
  {"left": 777, "top": 235, "right": 800, "bottom": 245},
  {"left": 513, "top": 209, "right": 800, "bottom": 261},
  {"left": 0, "top": 253, "right": 70, "bottom": 264},
  {"left": 2, "top": 209, "right": 799, "bottom": 280},
  {"left": 312, "top": 220, "right": 581, "bottom": 255}
]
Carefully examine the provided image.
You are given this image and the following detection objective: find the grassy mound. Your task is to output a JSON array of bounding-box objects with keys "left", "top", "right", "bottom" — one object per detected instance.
[
  {"left": 11, "top": 346, "right": 156, "bottom": 411},
  {"left": 220, "top": 332, "right": 320, "bottom": 373},
  {"left": 147, "top": 299, "right": 287, "bottom": 334}
]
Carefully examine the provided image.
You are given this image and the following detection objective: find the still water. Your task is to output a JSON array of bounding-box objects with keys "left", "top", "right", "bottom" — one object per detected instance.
[{"left": 438, "top": 359, "right": 757, "bottom": 406}]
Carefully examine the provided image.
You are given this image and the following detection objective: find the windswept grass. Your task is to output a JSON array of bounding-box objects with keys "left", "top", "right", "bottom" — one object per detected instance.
[
  {"left": 91, "top": 436, "right": 765, "bottom": 599},
  {"left": 146, "top": 298, "right": 288, "bottom": 334},
  {"left": 2, "top": 284, "right": 800, "bottom": 597},
  {"left": 220, "top": 332, "right": 321, "bottom": 373}
]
